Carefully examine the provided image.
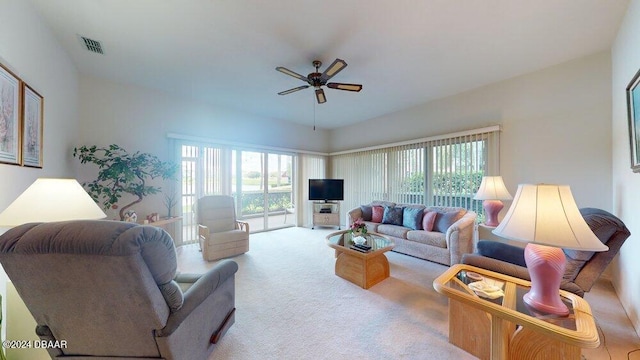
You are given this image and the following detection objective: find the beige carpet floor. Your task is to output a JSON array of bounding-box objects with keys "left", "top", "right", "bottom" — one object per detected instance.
[{"left": 176, "top": 227, "right": 640, "bottom": 360}]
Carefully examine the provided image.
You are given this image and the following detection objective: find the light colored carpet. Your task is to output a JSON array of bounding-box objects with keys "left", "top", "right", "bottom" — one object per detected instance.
[{"left": 176, "top": 227, "right": 640, "bottom": 360}]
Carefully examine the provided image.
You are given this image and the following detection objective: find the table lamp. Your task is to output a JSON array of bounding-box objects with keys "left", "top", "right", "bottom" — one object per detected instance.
[
  {"left": 473, "top": 176, "right": 513, "bottom": 226},
  {"left": 0, "top": 178, "right": 106, "bottom": 227},
  {"left": 492, "top": 184, "right": 607, "bottom": 315}
]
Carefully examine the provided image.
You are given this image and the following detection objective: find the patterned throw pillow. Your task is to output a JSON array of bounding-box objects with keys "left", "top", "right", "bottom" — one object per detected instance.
[
  {"left": 434, "top": 211, "right": 464, "bottom": 233},
  {"left": 360, "top": 205, "right": 373, "bottom": 221},
  {"left": 371, "top": 206, "right": 384, "bottom": 223},
  {"left": 403, "top": 207, "right": 424, "bottom": 230},
  {"left": 422, "top": 210, "right": 437, "bottom": 231},
  {"left": 382, "top": 206, "right": 404, "bottom": 226}
]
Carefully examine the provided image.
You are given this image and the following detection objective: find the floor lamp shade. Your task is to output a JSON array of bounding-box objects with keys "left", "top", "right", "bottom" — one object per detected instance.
[
  {"left": 473, "top": 176, "right": 512, "bottom": 226},
  {"left": 0, "top": 178, "right": 107, "bottom": 227},
  {"left": 492, "top": 184, "right": 607, "bottom": 315}
]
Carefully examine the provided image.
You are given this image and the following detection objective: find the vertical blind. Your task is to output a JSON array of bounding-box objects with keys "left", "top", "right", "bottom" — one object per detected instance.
[{"left": 331, "top": 127, "right": 500, "bottom": 221}]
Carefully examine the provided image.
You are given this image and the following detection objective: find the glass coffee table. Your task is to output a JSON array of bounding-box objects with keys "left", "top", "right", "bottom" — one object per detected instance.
[
  {"left": 433, "top": 264, "right": 599, "bottom": 360},
  {"left": 326, "top": 231, "right": 394, "bottom": 289}
]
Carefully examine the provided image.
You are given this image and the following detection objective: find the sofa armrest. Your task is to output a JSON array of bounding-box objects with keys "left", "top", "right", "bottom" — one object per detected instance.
[
  {"left": 461, "top": 253, "right": 531, "bottom": 281},
  {"left": 157, "top": 259, "right": 239, "bottom": 336},
  {"left": 347, "top": 207, "right": 363, "bottom": 225},
  {"left": 445, "top": 211, "right": 477, "bottom": 265}
]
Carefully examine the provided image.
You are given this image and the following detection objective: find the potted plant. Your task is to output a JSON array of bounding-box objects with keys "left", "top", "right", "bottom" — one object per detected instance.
[{"left": 73, "top": 144, "right": 179, "bottom": 221}]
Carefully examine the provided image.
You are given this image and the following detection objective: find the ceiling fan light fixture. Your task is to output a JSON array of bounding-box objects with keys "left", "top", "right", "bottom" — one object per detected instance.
[{"left": 276, "top": 58, "right": 362, "bottom": 104}]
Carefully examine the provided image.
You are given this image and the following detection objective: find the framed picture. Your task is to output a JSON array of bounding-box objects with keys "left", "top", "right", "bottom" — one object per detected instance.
[
  {"left": 0, "top": 62, "right": 21, "bottom": 165},
  {"left": 21, "top": 83, "right": 43, "bottom": 168}
]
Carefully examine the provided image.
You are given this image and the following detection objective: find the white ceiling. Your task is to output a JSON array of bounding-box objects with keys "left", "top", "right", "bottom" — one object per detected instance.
[{"left": 28, "top": 0, "right": 629, "bottom": 129}]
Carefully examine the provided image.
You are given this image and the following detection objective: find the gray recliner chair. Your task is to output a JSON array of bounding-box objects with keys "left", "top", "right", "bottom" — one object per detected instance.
[
  {"left": 0, "top": 220, "right": 237, "bottom": 360},
  {"left": 462, "top": 208, "right": 631, "bottom": 297}
]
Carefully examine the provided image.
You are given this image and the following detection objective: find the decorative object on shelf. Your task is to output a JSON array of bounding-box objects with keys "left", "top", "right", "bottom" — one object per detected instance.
[
  {"left": 349, "top": 218, "right": 367, "bottom": 237},
  {"left": 73, "top": 144, "right": 179, "bottom": 221},
  {"left": 627, "top": 66, "right": 640, "bottom": 172},
  {"left": 492, "top": 184, "right": 607, "bottom": 316},
  {"left": 21, "top": 83, "right": 44, "bottom": 168},
  {"left": 0, "top": 178, "right": 106, "bottom": 226},
  {"left": 123, "top": 210, "right": 137, "bottom": 223},
  {"left": 352, "top": 236, "right": 367, "bottom": 246},
  {"left": 473, "top": 176, "right": 512, "bottom": 226},
  {"left": 0, "top": 62, "right": 21, "bottom": 166},
  {"left": 146, "top": 213, "right": 159, "bottom": 223}
]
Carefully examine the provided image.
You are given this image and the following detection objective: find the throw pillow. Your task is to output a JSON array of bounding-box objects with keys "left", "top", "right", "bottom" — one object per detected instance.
[
  {"left": 371, "top": 206, "right": 384, "bottom": 223},
  {"left": 403, "top": 207, "right": 424, "bottom": 230},
  {"left": 422, "top": 210, "right": 437, "bottom": 231},
  {"left": 360, "top": 205, "right": 373, "bottom": 221},
  {"left": 382, "top": 206, "right": 404, "bottom": 226},
  {"left": 434, "top": 211, "right": 464, "bottom": 233}
]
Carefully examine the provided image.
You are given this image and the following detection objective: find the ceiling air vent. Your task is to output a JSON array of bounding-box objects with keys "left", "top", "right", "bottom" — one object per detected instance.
[{"left": 79, "top": 36, "right": 104, "bottom": 54}]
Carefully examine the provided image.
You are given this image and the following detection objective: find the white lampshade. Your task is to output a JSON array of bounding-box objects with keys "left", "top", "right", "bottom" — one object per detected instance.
[
  {"left": 492, "top": 184, "right": 607, "bottom": 251},
  {"left": 474, "top": 176, "right": 513, "bottom": 201},
  {"left": 0, "top": 178, "right": 107, "bottom": 227}
]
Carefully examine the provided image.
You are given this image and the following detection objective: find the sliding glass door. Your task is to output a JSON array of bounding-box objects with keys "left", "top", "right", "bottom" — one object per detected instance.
[
  {"left": 179, "top": 142, "right": 295, "bottom": 242},
  {"left": 233, "top": 150, "right": 294, "bottom": 232}
]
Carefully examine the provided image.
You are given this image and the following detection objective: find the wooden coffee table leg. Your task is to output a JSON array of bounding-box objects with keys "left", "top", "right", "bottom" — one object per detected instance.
[{"left": 335, "top": 252, "right": 390, "bottom": 289}]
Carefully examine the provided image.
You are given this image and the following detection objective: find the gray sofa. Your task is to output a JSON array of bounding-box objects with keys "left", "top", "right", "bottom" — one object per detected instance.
[
  {"left": 0, "top": 220, "right": 237, "bottom": 360},
  {"left": 462, "top": 208, "right": 631, "bottom": 297},
  {"left": 348, "top": 201, "right": 477, "bottom": 265}
]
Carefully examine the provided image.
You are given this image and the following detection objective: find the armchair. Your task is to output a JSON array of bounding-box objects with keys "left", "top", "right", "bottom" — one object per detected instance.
[
  {"left": 462, "top": 208, "right": 631, "bottom": 296},
  {"left": 198, "top": 195, "right": 250, "bottom": 261},
  {"left": 0, "top": 220, "right": 237, "bottom": 360}
]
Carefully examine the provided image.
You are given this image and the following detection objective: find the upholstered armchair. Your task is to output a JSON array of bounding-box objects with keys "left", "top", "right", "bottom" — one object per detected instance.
[
  {"left": 0, "top": 220, "right": 237, "bottom": 360},
  {"left": 198, "top": 195, "right": 250, "bottom": 261},
  {"left": 462, "top": 208, "right": 631, "bottom": 297}
]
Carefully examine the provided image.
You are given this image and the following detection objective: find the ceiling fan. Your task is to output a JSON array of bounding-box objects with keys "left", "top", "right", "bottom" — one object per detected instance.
[{"left": 276, "top": 59, "right": 363, "bottom": 104}]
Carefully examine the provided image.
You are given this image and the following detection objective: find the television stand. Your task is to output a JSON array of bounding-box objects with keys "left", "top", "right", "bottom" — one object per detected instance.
[{"left": 312, "top": 201, "right": 340, "bottom": 229}]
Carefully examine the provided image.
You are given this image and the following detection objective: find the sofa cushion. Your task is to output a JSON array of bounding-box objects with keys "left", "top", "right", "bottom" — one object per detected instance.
[
  {"left": 406, "top": 230, "right": 447, "bottom": 248},
  {"left": 382, "top": 206, "right": 404, "bottom": 225},
  {"left": 377, "top": 224, "right": 410, "bottom": 239},
  {"left": 372, "top": 206, "right": 384, "bottom": 223},
  {"left": 422, "top": 210, "right": 437, "bottom": 231},
  {"left": 402, "top": 207, "right": 424, "bottom": 230},
  {"left": 360, "top": 205, "right": 373, "bottom": 221},
  {"left": 434, "top": 210, "right": 464, "bottom": 233}
]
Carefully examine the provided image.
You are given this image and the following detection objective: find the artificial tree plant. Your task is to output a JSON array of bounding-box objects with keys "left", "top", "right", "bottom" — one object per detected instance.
[{"left": 73, "top": 144, "right": 179, "bottom": 221}]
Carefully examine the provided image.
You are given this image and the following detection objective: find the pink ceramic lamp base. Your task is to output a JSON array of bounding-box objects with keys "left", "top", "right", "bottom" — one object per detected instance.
[
  {"left": 482, "top": 199, "right": 504, "bottom": 227},
  {"left": 523, "top": 243, "right": 569, "bottom": 316}
]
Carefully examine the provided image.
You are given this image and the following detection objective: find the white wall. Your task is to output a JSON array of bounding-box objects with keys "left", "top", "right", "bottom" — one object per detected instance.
[
  {"left": 612, "top": 0, "right": 640, "bottom": 337},
  {"left": 331, "top": 52, "right": 613, "bottom": 211},
  {"left": 0, "top": 0, "right": 80, "bottom": 352},
  {"left": 77, "top": 75, "right": 331, "bottom": 218}
]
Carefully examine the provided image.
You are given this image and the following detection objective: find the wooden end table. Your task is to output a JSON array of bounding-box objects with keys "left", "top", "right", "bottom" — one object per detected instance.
[
  {"left": 326, "top": 231, "right": 394, "bottom": 289},
  {"left": 433, "top": 264, "right": 599, "bottom": 360}
]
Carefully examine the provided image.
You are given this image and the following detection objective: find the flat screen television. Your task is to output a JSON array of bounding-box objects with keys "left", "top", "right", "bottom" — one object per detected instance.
[{"left": 309, "top": 179, "right": 344, "bottom": 202}]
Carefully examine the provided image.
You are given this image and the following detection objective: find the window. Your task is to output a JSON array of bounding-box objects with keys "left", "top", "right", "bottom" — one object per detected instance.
[{"left": 331, "top": 126, "right": 499, "bottom": 222}]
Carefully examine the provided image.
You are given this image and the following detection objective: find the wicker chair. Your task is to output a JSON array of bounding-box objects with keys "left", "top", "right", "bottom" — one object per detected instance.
[{"left": 198, "top": 195, "right": 250, "bottom": 261}]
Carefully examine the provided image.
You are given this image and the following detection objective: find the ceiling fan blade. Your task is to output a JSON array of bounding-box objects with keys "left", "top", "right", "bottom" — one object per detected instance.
[
  {"left": 278, "top": 85, "right": 309, "bottom": 95},
  {"left": 276, "top": 66, "right": 309, "bottom": 82},
  {"left": 320, "top": 58, "right": 347, "bottom": 82},
  {"left": 315, "top": 88, "right": 327, "bottom": 104},
  {"left": 326, "top": 82, "right": 363, "bottom": 92}
]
